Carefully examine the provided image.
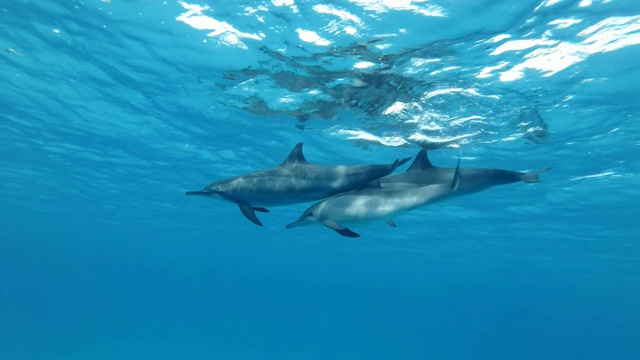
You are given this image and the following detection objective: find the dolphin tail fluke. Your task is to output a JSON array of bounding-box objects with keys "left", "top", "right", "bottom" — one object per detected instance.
[
  {"left": 520, "top": 167, "right": 552, "bottom": 183},
  {"left": 238, "top": 203, "right": 264, "bottom": 226},
  {"left": 395, "top": 157, "right": 412, "bottom": 168},
  {"left": 185, "top": 190, "right": 213, "bottom": 196}
]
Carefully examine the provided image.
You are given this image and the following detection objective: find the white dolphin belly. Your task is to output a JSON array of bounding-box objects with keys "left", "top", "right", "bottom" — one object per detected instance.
[{"left": 314, "top": 183, "right": 452, "bottom": 226}]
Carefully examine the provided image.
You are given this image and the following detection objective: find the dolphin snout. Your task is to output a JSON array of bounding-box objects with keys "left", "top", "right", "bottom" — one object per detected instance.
[
  {"left": 185, "top": 190, "right": 214, "bottom": 196},
  {"left": 286, "top": 216, "right": 313, "bottom": 228},
  {"left": 285, "top": 221, "right": 303, "bottom": 228}
]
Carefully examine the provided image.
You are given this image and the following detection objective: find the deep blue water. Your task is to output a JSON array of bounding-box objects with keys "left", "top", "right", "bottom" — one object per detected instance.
[{"left": 2, "top": 1, "right": 640, "bottom": 359}]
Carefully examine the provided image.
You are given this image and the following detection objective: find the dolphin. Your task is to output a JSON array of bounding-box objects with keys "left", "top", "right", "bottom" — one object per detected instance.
[
  {"left": 285, "top": 159, "right": 461, "bottom": 237},
  {"left": 186, "top": 143, "right": 411, "bottom": 226},
  {"left": 381, "top": 149, "right": 550, "bottom": 195}
]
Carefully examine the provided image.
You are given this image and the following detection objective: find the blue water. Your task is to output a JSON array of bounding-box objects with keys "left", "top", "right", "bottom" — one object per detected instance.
[{"left": 2, "top": 1, "right": 640, "bottom": 359}]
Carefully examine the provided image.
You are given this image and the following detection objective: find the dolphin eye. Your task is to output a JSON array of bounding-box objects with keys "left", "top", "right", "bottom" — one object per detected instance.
[{"left": 306, "top": 212, "right": 314, "bottom": 217}]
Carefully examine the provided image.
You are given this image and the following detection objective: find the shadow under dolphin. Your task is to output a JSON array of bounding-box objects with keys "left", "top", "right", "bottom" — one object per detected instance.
[{"left": 186, "top": 143, "right": 411, "bottom": 226}]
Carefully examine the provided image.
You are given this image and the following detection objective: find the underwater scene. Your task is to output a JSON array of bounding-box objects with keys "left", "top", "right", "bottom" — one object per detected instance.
[{"left": 2, "top": 0, "right": 639, "bottom": 359}]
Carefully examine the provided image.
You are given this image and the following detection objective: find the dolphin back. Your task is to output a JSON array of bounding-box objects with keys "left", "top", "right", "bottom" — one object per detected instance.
[{"left": 321, "top": 156, "right": 412, "bottom": 196}]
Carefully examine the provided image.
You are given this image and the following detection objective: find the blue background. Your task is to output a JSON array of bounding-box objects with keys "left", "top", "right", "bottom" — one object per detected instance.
[{"left": 1, "top": 1, "right": 639, "bottom": 359}]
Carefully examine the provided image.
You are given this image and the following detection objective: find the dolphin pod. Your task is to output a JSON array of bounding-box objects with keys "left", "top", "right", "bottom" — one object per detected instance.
[
  {"left": 285, "top": 159, "right": 462, "bottom": 237},
  {"left": 186, "top": 143, "right": 549, "bottom": 236},
  {"left": 186, "top": 143, "right": 411, "bottom": 226},
  {"left": 286, "top": 151, "right": 550, "bottom": 237}
]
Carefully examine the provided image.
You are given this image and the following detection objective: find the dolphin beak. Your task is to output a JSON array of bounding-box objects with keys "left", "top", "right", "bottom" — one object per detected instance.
[
  {"left": 285, "top": 220, "right": 304, "bottom": 228},
  {"left": 185, "top": 189, "right": 213, "bottom": 196}
]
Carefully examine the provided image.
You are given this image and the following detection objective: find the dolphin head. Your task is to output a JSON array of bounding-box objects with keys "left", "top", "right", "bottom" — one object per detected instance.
[
  {"left": 285, "top": 207, "right": 319, "bottom": 228},
  {"left": 185, "top": 189, "right": 225, "bottom": 200}
]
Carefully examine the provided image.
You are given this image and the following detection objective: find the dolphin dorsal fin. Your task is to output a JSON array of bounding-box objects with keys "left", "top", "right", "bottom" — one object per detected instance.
[
  {"left": 450, "top": 158, "right": 461, "bottom": 191},
  {"left": 280, "top": 142, "right": 308, "bottom": 166},
  {"left": 406, "top": 150, "right": 434, "bottom": 172}
]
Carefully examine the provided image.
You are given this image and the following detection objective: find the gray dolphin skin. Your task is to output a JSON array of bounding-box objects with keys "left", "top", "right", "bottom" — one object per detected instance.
[
  {"left": 381, "top": 149, "right": 550, "bottom": 195},
  {"left": 285, "top": 159, "right": 462, "bottom": 238},
  {"left": 186, "top": 143, "right": 411, "bottom": 226}
]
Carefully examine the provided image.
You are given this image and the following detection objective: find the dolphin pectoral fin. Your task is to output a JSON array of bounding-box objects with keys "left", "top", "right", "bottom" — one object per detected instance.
[
  {"left": 519, "top": 167, "right": 552, "bottom": 183},
  {"left": 238, "top": 203, "right": 263, "bottom": 226},
  {"left": 322, "top": 219, "right": 343, "bottom": 230},
  {"left": 385, "top": 219, "right": 397, "bottom": 228},
  {"left": 252, "top": 207, "right": 270, "bottom": 213},
  {"left": 322, "top": 219, "right": 361, "bottom": 238},
  {"left": 334, "top": 228, "right": 361, "bottom": 238}
]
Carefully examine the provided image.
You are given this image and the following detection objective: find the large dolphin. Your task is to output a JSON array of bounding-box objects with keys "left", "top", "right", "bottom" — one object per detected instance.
[
  {"left": 381, "top": 149, "right": 550, "bottom": 195},
  {"left": 186, "top": 143, "right": 411, "bottom": 226},
  {"left": 285, "top": 159, "right": 461, "bottom": 238}
]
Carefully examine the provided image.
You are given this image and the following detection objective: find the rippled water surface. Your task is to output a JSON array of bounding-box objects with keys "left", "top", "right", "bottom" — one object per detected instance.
[{"left": 2, "top": 1, "right": 639, "bottom": 359}]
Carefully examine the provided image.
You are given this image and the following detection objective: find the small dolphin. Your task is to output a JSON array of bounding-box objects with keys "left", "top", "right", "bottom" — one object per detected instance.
[
  {"left": 381, "top": 149, "right": 550, "bottom": 195},
  {"left": 186, "top": 143, "right": 411, "bottom": 226},
  {"left": 285, "top": 159, "right": 461, "bottom": 237}
]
